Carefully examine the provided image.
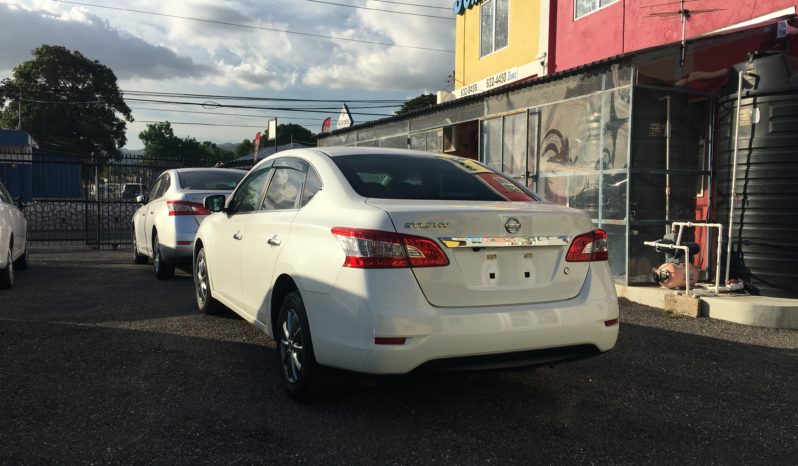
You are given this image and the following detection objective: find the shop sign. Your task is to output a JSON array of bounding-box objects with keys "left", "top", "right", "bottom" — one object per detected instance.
[
  {"left": 454, "top": 65, "right": 524, "bottom": 99},
  {"left": 453, "top": 0, "right": 485, "bottom": 15}
]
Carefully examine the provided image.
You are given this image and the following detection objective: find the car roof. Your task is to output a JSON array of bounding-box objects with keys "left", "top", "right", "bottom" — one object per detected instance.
[
  {"left": 314, "top": 147, "right": 446, "bottom": 159},
  {"left": 169, "top": 168, "right": 244, "bottom": 173}
]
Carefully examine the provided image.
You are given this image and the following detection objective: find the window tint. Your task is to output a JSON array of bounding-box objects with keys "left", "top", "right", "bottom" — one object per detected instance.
[
  {"left": 228, "top": 167, "right": 272, "bottom": 213},
  {"left": 177, "top": 170, "right": 245, "bottom": 190},
  {"left": 301, "top": 166, "right": 322, "bottom": 206},
  {"left": 262, "top": 167, "right": 305, "bottom": 210},
  {"left": 333, "top": 154, "right": 538, "bottom": 202}
]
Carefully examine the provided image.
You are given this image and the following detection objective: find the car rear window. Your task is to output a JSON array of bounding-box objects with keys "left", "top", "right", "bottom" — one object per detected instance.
[
  {"left": 177, "top": 171, "right": 245, "bottom": 191},
  {"left": 332, "top": 154, "right": 538, "bottom": 201}
]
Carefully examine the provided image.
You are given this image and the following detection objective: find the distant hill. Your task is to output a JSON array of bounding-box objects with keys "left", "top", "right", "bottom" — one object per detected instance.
[{"left": 122, "top": 143, "right": 237, "bottom": 156}]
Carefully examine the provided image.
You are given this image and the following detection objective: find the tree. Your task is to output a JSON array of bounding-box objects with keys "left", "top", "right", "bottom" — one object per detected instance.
[
  {"left": 395, "top": 93, "right": 436, "bottom": 116},
  {"left": 275, "top": 123, "right": 315, "bottom": 146},
  {"left": 0, "top": 44, "right": 132, "bottom": 156},
  {"left": 235, "top": 138, "right": 253, "bottom": 157},
  {"left": 138, "top": 121, "right": 234, "bottom": 162}
]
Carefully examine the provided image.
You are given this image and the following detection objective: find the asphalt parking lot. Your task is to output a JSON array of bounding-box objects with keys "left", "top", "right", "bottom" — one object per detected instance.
[{"left": 1, "top": 249, "right": 796, "bottom": 465}]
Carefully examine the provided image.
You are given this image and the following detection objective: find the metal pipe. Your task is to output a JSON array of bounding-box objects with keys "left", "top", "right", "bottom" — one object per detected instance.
[
  {"left": 661, "top": 95, "right": 672, "bottom": 232},
  {"left": 725, "top": 70, "right": 746, "bottom": 286}
]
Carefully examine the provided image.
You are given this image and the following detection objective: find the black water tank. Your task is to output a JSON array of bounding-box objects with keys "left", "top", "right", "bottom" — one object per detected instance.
[{"left": 716, "top": 53, "right": 798, "bottom": 298}]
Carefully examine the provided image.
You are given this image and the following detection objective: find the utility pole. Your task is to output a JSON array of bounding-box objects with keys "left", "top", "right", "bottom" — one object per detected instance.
[{"left": 17, "top": 87, "right": 22, "bottom": 130}]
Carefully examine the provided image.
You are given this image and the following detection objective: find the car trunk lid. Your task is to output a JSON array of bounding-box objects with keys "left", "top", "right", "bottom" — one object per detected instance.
[{"left": 367, "top": 199, "right": 595, "bottom": 307}]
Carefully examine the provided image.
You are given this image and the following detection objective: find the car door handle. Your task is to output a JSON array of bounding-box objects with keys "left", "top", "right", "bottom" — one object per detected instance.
[
  {"left": 233, "top": 232, "right": 243, "bottom": 240},
  {"left": 267, "top": 236, "right": 281, "bottom": 246}
]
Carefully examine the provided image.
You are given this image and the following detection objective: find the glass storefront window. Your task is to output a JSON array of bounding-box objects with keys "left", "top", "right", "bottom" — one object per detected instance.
[
  {"left": 502, "top": 113, "right": 527, "bottom": 177},
  {"left": 480, "top": 113, "right": 527, "bottom": 178}
]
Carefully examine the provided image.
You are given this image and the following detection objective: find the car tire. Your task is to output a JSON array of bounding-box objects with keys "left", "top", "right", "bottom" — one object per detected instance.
[
  {"left": 194, "top": 248, "right": 223, "bottom": 315},
  {"left": 0, "top": 247, "right": 14, "bottom": 290},
  {"left": 277, "top": 290, "right": 327, "bottom": 402},
  {"left": 153, "top": 233, "right": 175, "bottom": 280},
  {"left": 132, "top": 229, "right": 148, "bottom": 265},
  {"left": 13, "top": 245, "right": 28, "bottom": 270}
]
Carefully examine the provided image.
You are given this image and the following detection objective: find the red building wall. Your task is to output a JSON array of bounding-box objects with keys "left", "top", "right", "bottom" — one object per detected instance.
[{"left": 553, "top": 0, "right": 798, "bottom": 72}]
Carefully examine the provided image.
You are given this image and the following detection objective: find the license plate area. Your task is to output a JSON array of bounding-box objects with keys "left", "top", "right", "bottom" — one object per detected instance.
[{"left": 451, "top": 247, "right": 563, "bottom": 288}]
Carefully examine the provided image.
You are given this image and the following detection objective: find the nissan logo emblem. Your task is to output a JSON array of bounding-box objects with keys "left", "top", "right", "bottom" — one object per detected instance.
[{"left": 505, "top": 218, "right": 521, "bottom": 234}]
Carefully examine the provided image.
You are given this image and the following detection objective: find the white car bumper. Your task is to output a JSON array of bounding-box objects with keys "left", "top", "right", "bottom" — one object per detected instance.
[{"left": 302, "top": 263, "right": 619, "bottom": 375}]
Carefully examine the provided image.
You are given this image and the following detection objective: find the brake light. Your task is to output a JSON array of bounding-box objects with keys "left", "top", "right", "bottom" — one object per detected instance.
[
  {"left": 566, "top": 229, "right": 609, "bottom": 262},
  {"left": 331, "top": 227, "right": 449, "bottom": 268},
  {"left": 167, "top": 200, "right": 210, "bottom": 216}
]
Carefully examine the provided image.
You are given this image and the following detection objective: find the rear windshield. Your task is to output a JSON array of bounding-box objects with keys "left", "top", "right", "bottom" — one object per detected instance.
[
  {"left": 333, "top": 154, "right": 538, "bottom": 202},
  {"left": 177, "top": 171, "right": 245, "bottom": 191}
]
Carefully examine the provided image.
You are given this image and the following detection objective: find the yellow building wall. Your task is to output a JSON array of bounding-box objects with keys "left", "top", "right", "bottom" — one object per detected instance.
[{"left": 454, "top": 0, "right": 544, "bottom": 92}]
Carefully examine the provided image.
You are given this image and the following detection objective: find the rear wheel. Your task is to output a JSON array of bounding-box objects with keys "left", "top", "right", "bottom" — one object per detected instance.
[
  {"left": 0, "top": 247, "right": 14, "bottom": 290},
  {"left": 277, "top": 291, "right": 325, "bottom": 402},
  {"left": 132, "top": 228, "right": 148, "bottom": 264},
  {"left": 194, "top": 248, "right": 223, "bottom": 314},
  {"left": 153, "top": 233, "right": 175, "bottom": 279}
]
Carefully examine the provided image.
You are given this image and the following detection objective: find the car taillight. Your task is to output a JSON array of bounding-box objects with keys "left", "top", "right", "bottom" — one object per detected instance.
[
  {"left": 331, "top": 227, "right": 449, "bottom": 268},
  {"left": 167, "top": 200, "right": 210, "bottom": 216},
  {"left": 566, "top": 229, "right": 609, "bottom": 262}
]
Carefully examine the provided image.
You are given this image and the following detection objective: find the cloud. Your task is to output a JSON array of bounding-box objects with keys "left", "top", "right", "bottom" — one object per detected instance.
[
  {"left": 302, "top": 5, "right": 455, "bottom": 91},
  {"left": 0, "top": 3, "right": 212, "bottom": 80}
]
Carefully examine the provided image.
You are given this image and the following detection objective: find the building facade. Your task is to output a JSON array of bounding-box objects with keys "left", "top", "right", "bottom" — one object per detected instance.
[{"left": 317, "top": 1, "right": 798, "bottom": 296}]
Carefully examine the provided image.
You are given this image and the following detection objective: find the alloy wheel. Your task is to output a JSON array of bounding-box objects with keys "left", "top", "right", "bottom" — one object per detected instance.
[
  {"left": 196, "top": 255, "right": 209, "bottom": 305},
  {"left": 280, "top": 309, "right": 304, "bottom": 384}
]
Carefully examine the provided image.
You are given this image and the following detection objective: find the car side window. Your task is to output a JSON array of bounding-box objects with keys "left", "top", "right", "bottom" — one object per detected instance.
[
  {"left": 301, "top": 166, "right": 322, "bottom": 207},
  {"left": 157, "top": 174, "right": 171, "bottom": 199},
  {"left": 262, "top": 167, "right": 305, "bottom": 211},
  {"left": 0, "top": 183, "right": 11, "bottom": 203},
  {"left": 147, "top": 178, "right": 163, "bottom": 202},
  {"left": 227, "top": 166, "right": 273, "bottom": 214}
]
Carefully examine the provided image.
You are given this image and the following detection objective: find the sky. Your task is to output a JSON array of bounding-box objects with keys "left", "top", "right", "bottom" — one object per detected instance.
[{"left": 0, "top": 0, "right": 455, "bottom": 149}]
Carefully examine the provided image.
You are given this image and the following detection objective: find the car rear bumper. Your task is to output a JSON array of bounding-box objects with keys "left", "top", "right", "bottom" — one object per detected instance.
[
  {"left": 303, "top": 262, "right": 619, "bottom": 375},
  {"left": 157, "top": 216, "right": 201, "bottom": 263}
]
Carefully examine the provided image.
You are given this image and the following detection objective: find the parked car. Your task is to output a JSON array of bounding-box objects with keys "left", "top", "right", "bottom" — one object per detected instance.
[
  {"left": 120, "top": 183, "right": 148, "bottom": 200},
  {"left": 193, "top": 148, "right": 620, "bottom": 400},
  {"left": 0, "top": 180, "right": 34, "bottom": 289},
  {"left": 132, "top": 168, "right": 246, "bottom": 278}
]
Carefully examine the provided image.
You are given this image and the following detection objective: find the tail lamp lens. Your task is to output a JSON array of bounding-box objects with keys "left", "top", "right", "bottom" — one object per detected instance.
[
  {"left": 566, "top": 229, "right": 609, "bottom": 262},
  {"left": 331, "top": 227, "right": 449, "bottom": 268},
  {"left": 167, "top": 200, "right": 210, "bottom": 216}
]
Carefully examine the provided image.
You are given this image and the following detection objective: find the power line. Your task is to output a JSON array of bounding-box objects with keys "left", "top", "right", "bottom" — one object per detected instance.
[
  {"left": 121, "top": 90, "right": 408, "bottom": 104},
  {"left": 305, "top": 0, "right": 453, "bottom": 19},
  {"left": 123, "top": 97, "right": 395, "bottom": 116},
  {"left": 366, "top": 0, "right": 453, "bottom": 11},
  {"left": 51, "top": 0, "right": 455, "bottom": 53},
  {"left": 135, "top": 120, "right": 271, "bottom": 128},
  {"left": 128, "top": 107, "right": 329, "bottom": 122}
]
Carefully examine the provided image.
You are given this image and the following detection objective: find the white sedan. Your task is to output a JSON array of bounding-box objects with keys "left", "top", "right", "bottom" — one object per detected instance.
[
  {"left": 0, "top": 180, "right": 34, "bottom": 289},
  {"left": 194, "top": 148, "right": 619, "bottom": 400},
  {"left": 132, "top": 168, "right": 245, "bottom": 279}
]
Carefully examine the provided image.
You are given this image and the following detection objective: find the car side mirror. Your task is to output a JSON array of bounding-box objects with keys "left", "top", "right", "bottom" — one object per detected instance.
[
  {"left": 204, "top": 194, "right": 226, "bottom": 213},
  {"left": 17, "top": 197, "right": 35, "bottom": 209},
  {"left": 135, "top": 195, "right": 146, "bottom": 204}
]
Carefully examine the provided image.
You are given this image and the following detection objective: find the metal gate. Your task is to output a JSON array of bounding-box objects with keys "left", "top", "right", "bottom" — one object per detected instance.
[{"left": 0, "top": 151, "right": 216, "bottom": 248}]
